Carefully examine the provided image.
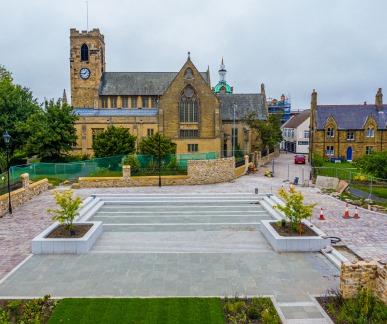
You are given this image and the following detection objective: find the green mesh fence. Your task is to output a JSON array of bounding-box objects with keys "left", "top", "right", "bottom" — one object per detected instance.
[
  {"left": 9, "top": 155, "right": 124, "bottom": 182},
  {"left": 0, "top": 171, "right": 22, "bottom": 195},
  {"left": 8, "top": 152, "right": 219, "bottom": 181}
]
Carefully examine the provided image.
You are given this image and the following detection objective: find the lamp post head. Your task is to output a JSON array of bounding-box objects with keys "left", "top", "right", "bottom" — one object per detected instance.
[{"left": 2, "top": 131, "right": 11, "bottom": 145}]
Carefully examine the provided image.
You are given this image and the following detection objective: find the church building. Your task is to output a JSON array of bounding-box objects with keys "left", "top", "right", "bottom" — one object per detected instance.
[{"left": 69, "top": 28, "right": 268, "bottom": 156}]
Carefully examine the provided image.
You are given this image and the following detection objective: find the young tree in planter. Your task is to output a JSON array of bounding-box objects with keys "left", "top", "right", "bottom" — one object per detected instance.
[
  {"left": 275, "top": 185, "right": 316, "bottom": 234},
  {"left": 138, "top": 133, "right": 176, "bottom": 159},
  {"left": 48, "top": 190, "right": 82, "bottom": 235},
  {"left": 92, "top": 126, "right": 136, "bottom": 158}
]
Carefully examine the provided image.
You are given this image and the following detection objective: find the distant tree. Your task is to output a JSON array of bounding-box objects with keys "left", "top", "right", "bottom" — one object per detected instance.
[
  {"left": 22, "top": 100, "right": 78, "bottom": 160},
  {"left": 356, "top": 151, "right": 387, "bottom": 179},
  {"left": 92, "top": 126, "right": 136, "bottom": 157},
  {"left": 138, "top": 133, "right": 176, "bottom": 159},
  {"left": 0, "top": 65, "right": 40, "bottom": 156},
  {"left": 244, "top": 113, "right": 283, "bottom": 152},
  {"left": 0, "top": 151, "right": 6, "bottom": 173}
]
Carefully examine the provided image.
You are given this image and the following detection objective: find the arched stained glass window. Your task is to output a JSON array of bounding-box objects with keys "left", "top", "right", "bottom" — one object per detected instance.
[
  {"left": 179, "top": 86, "right": 198, "bottom": 123},
  {"left": 81, "top": 44, "right": 89, "bottom": 61}
]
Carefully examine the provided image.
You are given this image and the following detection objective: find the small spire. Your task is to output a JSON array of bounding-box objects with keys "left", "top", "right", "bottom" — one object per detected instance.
[
  {"left": 62, "top": 89, "right": 67, "bottom": 105},
  {"left": 187, "top": 51, "right": 191, "bottom": 60},
  {"left": 221, "top": 57, "right": 224, "bottom": 65}
]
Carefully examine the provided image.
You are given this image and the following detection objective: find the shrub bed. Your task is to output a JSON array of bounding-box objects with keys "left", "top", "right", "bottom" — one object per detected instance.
[{"left": 317, "top": 289, "right": 387, "bottom": 324}]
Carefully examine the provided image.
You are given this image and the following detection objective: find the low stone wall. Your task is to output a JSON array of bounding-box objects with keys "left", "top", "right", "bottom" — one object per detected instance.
[
  {"left": 340, "top": 261, "right": 386, "bottom": 304},
  {"left": 0, "top": 174, "right": 49, "bottom": 217},
  {"left": 78, "top": 157, "right": 239, "bottom": 188},
  {"left": 254, "top": 148, "right": 280, "bottom": 167}
]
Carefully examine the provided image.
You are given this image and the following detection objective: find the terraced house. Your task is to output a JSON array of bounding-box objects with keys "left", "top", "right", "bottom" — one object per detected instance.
[
  {"left": 69, "top": 28, "right": 268, "bottom": 156},
  {"left": 309, "top": 88, "right": 387, "bottom": 161}
]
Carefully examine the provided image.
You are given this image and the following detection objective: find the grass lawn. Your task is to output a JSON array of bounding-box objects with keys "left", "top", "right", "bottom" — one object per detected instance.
[
  {"left": 315, "top": 161, "right": 360, "bottom": 180},
  {"left": 351, "top": 184, "right": 387, "bottom": 199},
  {"left": 48, "top": 298, "right": 224, "bottom": 324}
]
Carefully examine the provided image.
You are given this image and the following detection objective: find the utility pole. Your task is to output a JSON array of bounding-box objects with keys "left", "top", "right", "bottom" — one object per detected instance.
[{"left": 232, "top": 103, "right": 236, "bottom": 157}]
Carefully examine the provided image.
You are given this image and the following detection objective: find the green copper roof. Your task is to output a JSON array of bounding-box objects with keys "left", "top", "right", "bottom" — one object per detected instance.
[{"left": 213, "top": 81, "right": 233, "bottom": 94}]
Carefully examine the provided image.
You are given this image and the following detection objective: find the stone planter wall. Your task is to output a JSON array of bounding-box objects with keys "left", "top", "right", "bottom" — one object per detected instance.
[
  {"left": 31, "top": 221, "right": 103, "bottom": 254},
  {"left": 0, "top": 174, "right": 49, "bottom": 217},
  {"left": 340, "top": 261, "right": 386, "bottom": 304},
  {"left": 260, "top": 220, "right": 331, "bottom": 252},
  {"left": 78, "top": 157, "right": 240, "bottom": 188}
]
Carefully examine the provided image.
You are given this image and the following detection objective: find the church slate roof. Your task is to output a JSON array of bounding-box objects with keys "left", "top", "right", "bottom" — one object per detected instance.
[
  {"left": 99, "top": 71, "right": 211, "bottom": 96},
  {"left": 316, "top": 105, "right": 387, "bottom": 130},
  {"left": 217, "top": 93, "right": 267, "bottom": 121},
  {"left": 73, "top": 108, "right": 158, "bottom": 117}
]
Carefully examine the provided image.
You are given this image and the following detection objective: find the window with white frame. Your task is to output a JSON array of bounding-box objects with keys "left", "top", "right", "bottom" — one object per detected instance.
[
  {"left": 326, "top": 145, "right": 334, "bottom": 156},
  {"left": 304, "top": 130, "right": 310, "bottom": 138},
  {"left": 298, "top": 141, "right": 309, "bottom": 145},
  {"left": 187, "top": 144, "right": 198, "bottom": 152},
  {"left": 346, "top": 131, "right": 355, "bottom": 141},
  {"left": 366, "top": 146, "right": 373, "bottom": 155},
  {"left": 366, "top": 127, "right": 375, "bottom": 138},
  {"left": 326, "top": 128, "right": 334, "bottom": 137}
]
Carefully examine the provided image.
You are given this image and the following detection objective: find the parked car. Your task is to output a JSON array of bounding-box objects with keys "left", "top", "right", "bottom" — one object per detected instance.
[{"left": 294, "top": 155, "right": 306, "bottom": 164}]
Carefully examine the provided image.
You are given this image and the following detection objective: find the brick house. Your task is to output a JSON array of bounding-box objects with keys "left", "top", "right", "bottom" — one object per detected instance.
[{"left": 309, "top": 88, "right": 387, "bottom": 161}]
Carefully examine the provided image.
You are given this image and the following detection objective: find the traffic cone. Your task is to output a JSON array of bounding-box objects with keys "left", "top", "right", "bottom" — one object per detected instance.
[
  {"left": 319, "top": 208, "right": 325, "bottom": 220},
  {"left": 353, "top": 206, "right": 360, "bottom": 219},
  {"left": 343, "top": 203, "right": 350, "bottom": 219}
]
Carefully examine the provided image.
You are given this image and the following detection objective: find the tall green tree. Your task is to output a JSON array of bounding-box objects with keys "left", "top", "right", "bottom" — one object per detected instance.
[
  {"left": 22, "top": 100, "right": 78, "bottom": 160},
  {"left": 244, "top": 113, "right": 283, "bottom": 152},
  {"left": 138, "top": 133, "right": 176, "bottom": 158},
  {"left": 92, "top": 126, "right": 136, "bottom": 157},
  {"left": 0, "top": 65, "right": 40, "bottom": 155}
]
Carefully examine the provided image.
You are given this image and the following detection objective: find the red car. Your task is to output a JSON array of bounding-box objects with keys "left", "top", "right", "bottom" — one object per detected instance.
[{"left": 294, "top": 155, "right": 306, "bottom": 164}]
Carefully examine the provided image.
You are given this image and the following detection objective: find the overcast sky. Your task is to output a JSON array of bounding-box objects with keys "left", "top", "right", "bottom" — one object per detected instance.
[{"left": 1, "top": 0, "right": 386, "bottom": 109}]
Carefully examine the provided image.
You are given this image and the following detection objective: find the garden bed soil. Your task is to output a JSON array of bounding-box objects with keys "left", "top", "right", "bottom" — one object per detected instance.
[
  {"left": 0, "top": 296, "right": 55, "bottom": 324},
  {"left": 315, "top": 296, "right": 337, "bottom": 323},
  {"left": 45, "top": 224, "right": 93, "bottom": 238},
  {"left": 223, "top": 297, "right": 281, "bottom": 324},
  {"left": 272, "top": 222, "right": 318, "bottom": 237}
]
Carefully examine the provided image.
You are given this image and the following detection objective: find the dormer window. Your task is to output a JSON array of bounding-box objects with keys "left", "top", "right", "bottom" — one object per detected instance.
[
  {"left": 326, "top": 127, "right": 334, "bottom": 137},
  {"left": 81, "top": 44, "right": 89, "bottom": 61},
  {"left": 366, "top": 127, "right": 375, "bottom": 138}
]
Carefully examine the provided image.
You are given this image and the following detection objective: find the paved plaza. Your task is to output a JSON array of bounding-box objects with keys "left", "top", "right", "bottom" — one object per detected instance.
[{"left": 0, "top": 153, "right": 385, "bottom": 323}]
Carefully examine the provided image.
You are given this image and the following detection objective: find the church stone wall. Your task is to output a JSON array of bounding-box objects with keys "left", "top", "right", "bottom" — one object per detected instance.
[{"left": 160, "top": 59, "right": 221, "bottom": 155}]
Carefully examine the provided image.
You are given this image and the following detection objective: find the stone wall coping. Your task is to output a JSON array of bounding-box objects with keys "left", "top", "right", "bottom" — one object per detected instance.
[{"left": 29, "top": 179, "right": 48, "bottom": 188}]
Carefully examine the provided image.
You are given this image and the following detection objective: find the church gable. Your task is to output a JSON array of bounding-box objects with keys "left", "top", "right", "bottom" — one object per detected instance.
[{"left": 160, "top": 56, "right": 220, "bottom": 140}]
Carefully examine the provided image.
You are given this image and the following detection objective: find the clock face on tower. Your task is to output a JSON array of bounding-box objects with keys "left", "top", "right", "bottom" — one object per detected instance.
[{"left": 80, "top": 68, "right": 90, "bottom": 80}]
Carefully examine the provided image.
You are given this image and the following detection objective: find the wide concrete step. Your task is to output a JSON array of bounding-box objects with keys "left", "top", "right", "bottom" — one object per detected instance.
[
  {"left": 93, "top": 215, "right": 268, "bottom": 225},
  {"left": 91, "top": 230, "right": 270, "bottom": 253},
  {"left": 102, "top": 223, "right": 261, "bottom": 232}
]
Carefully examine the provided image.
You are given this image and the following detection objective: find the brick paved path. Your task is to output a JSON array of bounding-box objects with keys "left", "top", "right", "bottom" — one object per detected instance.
[{"left": 0, "top": 153, "right": 385, "bottom": 280}]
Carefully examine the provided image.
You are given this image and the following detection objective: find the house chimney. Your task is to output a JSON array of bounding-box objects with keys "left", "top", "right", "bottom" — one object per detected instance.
[{"left": 375, "top": 88, "right": 383, "bottom": 110}]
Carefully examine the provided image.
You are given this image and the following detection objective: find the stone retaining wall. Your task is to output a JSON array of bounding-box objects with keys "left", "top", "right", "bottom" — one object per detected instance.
[
  {"left": 340, "top": 261, "right": 386, "bottom": 304},
  {"left": 78, "top": 157, "right": 241, "bottom": 188},
  {"left": 0, "top": 174, "right": 49, "bottom": 217}
]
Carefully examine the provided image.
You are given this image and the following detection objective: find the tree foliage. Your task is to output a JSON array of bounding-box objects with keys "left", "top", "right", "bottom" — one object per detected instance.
[
  {"left": 92, "top": 126, "right": 136, "bottom": 158},
  {"left": 0, "top": 151, "right": 6, "bottom": 173},
  {"left": 21, "top": 100, "right": 78, "bottom": 160},
  {"left": 355, "top": 151, "right": 387, "bottom": 179},
  {"left": 244, "top": 113, "right": 283, "bottom": 151},
  {"left": 48, "top": 190, "right": 82, "bottom": 233},
  {"left": 0, "top": 65, "right": 40, "bottom": 155},
  {"left": 275, "top": 185, "right": 316, "bottom": 233},
  {"left": 138, "top": 133, "right": 176, "bottom": 159}
]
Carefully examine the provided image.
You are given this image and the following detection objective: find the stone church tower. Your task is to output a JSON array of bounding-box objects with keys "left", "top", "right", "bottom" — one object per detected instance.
[{"left": 70, "top": 28, "right": 105, "bottom": 107}]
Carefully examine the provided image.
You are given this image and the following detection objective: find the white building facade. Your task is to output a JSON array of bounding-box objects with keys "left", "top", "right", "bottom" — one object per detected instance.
[{"left": 281, "top": 109, "right": 310, "bottom": 154}]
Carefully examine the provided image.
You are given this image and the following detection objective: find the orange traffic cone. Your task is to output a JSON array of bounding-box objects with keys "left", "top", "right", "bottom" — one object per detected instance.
[
  {"left": 353, "top": 206, "right": 360, "bottom": 219},
  {"left": 343, "top": 203, "right": 350, "bottom": 219},
  {"left": 319, "top": 208, "right": 325, "bottom": 220}
]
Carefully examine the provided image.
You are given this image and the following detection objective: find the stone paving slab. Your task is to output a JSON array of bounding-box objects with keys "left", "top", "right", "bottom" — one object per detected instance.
[{"left": 0, "top": 252, "right": 338, "bottom": 299}]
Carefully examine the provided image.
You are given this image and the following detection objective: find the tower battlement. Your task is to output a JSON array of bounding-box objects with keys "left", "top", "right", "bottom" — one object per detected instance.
[{"left": 70, "top": 28, "right": 104, "bottom": 41}]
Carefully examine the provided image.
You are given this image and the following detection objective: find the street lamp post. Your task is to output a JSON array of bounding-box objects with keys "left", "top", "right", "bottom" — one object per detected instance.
[
  {"left": 232, "top": 103, "right": 236, "bottom": 157},
  {"left": 3, "top": 131, "right": 12, "bottom": 214},
  {"left": 158, "top": 133, "right": 161, "bottom": 187}
]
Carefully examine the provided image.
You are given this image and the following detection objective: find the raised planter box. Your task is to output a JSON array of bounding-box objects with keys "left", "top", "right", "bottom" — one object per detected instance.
[
  {"left": 31, "top": 221, "right": 103, "bottom": 254},
  {"left": 260, "top": 220, "right": 330, "bottom": 252}
]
